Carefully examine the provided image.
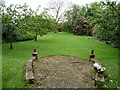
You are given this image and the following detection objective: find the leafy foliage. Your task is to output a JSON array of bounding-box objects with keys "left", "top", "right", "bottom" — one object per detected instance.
[
  {"left": 2, "top": 3, "right": 55, "bottom": 47},
  {"left": 19, "top": 14, "right": 55, "bottom": 41},
  {"left": 73, "top": 17, "right": 93, "bottom": 36},
  {"left": 15, "top": 31, "right": 34, "bottom": 41},
  {"left": 93, "top": 1, "right": 120, "bottom": 47},
  {"left": 2, "top": 3, "right": 35, "bottom": 48},
  {"left": 63, "top": 1, "right": 119, "bottom": 47},
  {"left": 60, "top": 21, "right": 72, "bottom": 32}
]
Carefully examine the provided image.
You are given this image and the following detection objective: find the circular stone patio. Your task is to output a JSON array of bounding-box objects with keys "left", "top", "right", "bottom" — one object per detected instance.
[{"left": 31, "top": 56, "right": 95, "bottom": 88}]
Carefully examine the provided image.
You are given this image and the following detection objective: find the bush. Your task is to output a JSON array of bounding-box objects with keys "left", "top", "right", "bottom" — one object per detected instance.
[
  {"left": 61, "top": 21, "right": 73, "bottom": 32},
  {"left": 73, "top": 17, "right": 93, "bottom": 36},
  {"left": 93, "top": 24, "right": 120, "bottom": 48}
]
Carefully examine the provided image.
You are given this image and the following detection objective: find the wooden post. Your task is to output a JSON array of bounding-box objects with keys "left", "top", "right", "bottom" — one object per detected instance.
[
  {"left": 32, "top": 48, "right": 38, "bottom": 60},
  {"left": 89, "top": 50, "right": 95, "bottom": 62}
]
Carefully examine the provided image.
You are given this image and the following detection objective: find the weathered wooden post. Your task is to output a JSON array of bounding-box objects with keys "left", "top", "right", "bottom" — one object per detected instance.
[
  {"left": 90, "top": 50, "right": 95, "bottom": 58},
  {"left": 89, "top": 50, "right": 95, "bottom": 62},
  {"left": 32, "top": 48, "right": 38, "bottom": 60}
]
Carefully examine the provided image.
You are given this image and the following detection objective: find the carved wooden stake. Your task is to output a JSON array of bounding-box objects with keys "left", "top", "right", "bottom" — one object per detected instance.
[
  {"left": 89, "top": 50, "right": 95, "bottom": 62},
  {"left": 32, "top": 48, "right": 38, "bottom": 60}
]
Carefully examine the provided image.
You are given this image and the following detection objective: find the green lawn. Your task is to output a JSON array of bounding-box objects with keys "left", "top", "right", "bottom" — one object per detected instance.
[
  {"left": 0, "top": 45, "right": 2, "bottom": 89},
  {"left": 2, "top": 32, "right": 119, "bottom": 88}
]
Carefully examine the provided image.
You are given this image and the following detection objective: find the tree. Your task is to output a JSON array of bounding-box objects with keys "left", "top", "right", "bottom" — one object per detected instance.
[
  {"left": 2, "top": 4, "right": 18, "bottom": 49},
  {"left": 65, "top": 4, "right": 80, "bottom": 29},
  {"left": 2, "top": 3, "right": 34, "bottom": 49},
  {"left": 73, "top": 17, "right": 93, "bottom": 36},
  {"left": 63, "top": 4, "right": 94, "bottom": 35},
  {"left": 93, "top": 1, "right": 120, "bottom": 47},
  {"left": 0, "top": 0, "right": 5, "bottom": 43},
  {"left": 19, "top": 10, "right": 55, "bottom": 41},
  {"left": 48, "top": 0, "right": 70, "bottom": 32}
]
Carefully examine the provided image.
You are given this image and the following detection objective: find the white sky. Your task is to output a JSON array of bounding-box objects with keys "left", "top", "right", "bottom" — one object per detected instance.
[{"left": 4, "top": 0, "right": 119, "bottom": 12}]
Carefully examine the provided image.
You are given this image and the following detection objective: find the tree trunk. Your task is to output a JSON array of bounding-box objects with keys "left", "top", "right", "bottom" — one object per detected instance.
[
  {"left": 10, "top": 38, "right": 13, "bottom": 49},
  {"left": 35, "top": 36, "right": 37, "bottom": 41},
  {"left": 54, "top": 22, "right": 58, "bottom": 33},
  {"left": 34, "top": 32, "right": 37, "bottom": 41}
]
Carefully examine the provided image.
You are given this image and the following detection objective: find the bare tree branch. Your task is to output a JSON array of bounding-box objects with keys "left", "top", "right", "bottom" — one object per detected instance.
[{"left": 48, "top": 0, "right": 70, "bottom": 24}]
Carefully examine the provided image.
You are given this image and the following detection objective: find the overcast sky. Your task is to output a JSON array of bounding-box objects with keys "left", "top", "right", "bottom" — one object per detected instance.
[{"left": 4, "top": 0, "right": 119, "bottom": 12}]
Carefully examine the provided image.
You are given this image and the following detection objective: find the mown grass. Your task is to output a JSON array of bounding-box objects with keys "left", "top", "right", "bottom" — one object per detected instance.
[
  {"left": 2, "top": 32, "right": 119, "bottom": 88},
  {"left": 0, "top": 45, "right": 2, "bottom": 89}
]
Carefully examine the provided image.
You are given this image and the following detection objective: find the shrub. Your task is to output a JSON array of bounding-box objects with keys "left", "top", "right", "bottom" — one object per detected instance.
[{"left": 73, "top": 17, "right": 93, "bottom": 36}]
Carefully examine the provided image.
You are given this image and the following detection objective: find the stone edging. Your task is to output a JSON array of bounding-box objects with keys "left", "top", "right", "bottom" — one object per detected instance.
[
  {"left": 25, "top": 57, "right": 37, "bottom": 83},
  {"left": 25, "top": 49, "right": 38, "bottom": 83},
  {"left": 89, "top": 58, "right": 106, "bottom": 86}
]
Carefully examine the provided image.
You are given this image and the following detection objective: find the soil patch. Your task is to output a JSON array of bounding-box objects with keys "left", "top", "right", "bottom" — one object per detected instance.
[{"left": 31, "top": 56, "right": 95, "bottom": 88}]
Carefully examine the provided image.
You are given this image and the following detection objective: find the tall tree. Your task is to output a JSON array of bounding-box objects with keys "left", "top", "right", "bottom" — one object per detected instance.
[
  {"left": 19, "top": 9, "right": 55, "bottom": 41},
  {"left": 93, "top": 1, "right": 120, "bottom": 47},
  {"left": 48, "top": 0, "right": 70, "bottom": 32},
  {"left": 62, "top": 4, "right": 80, "bottom": 32},
  {"left": 2, "top": 3, "right": 34, "bottom": 49},
  {"left": 0, "top": 0, "right": 5, "bottom": 43}
]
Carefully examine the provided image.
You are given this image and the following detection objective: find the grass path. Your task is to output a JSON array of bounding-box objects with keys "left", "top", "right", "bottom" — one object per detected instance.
[{"left": 2, "top": 32, "right": 118, "bottom": 88}]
